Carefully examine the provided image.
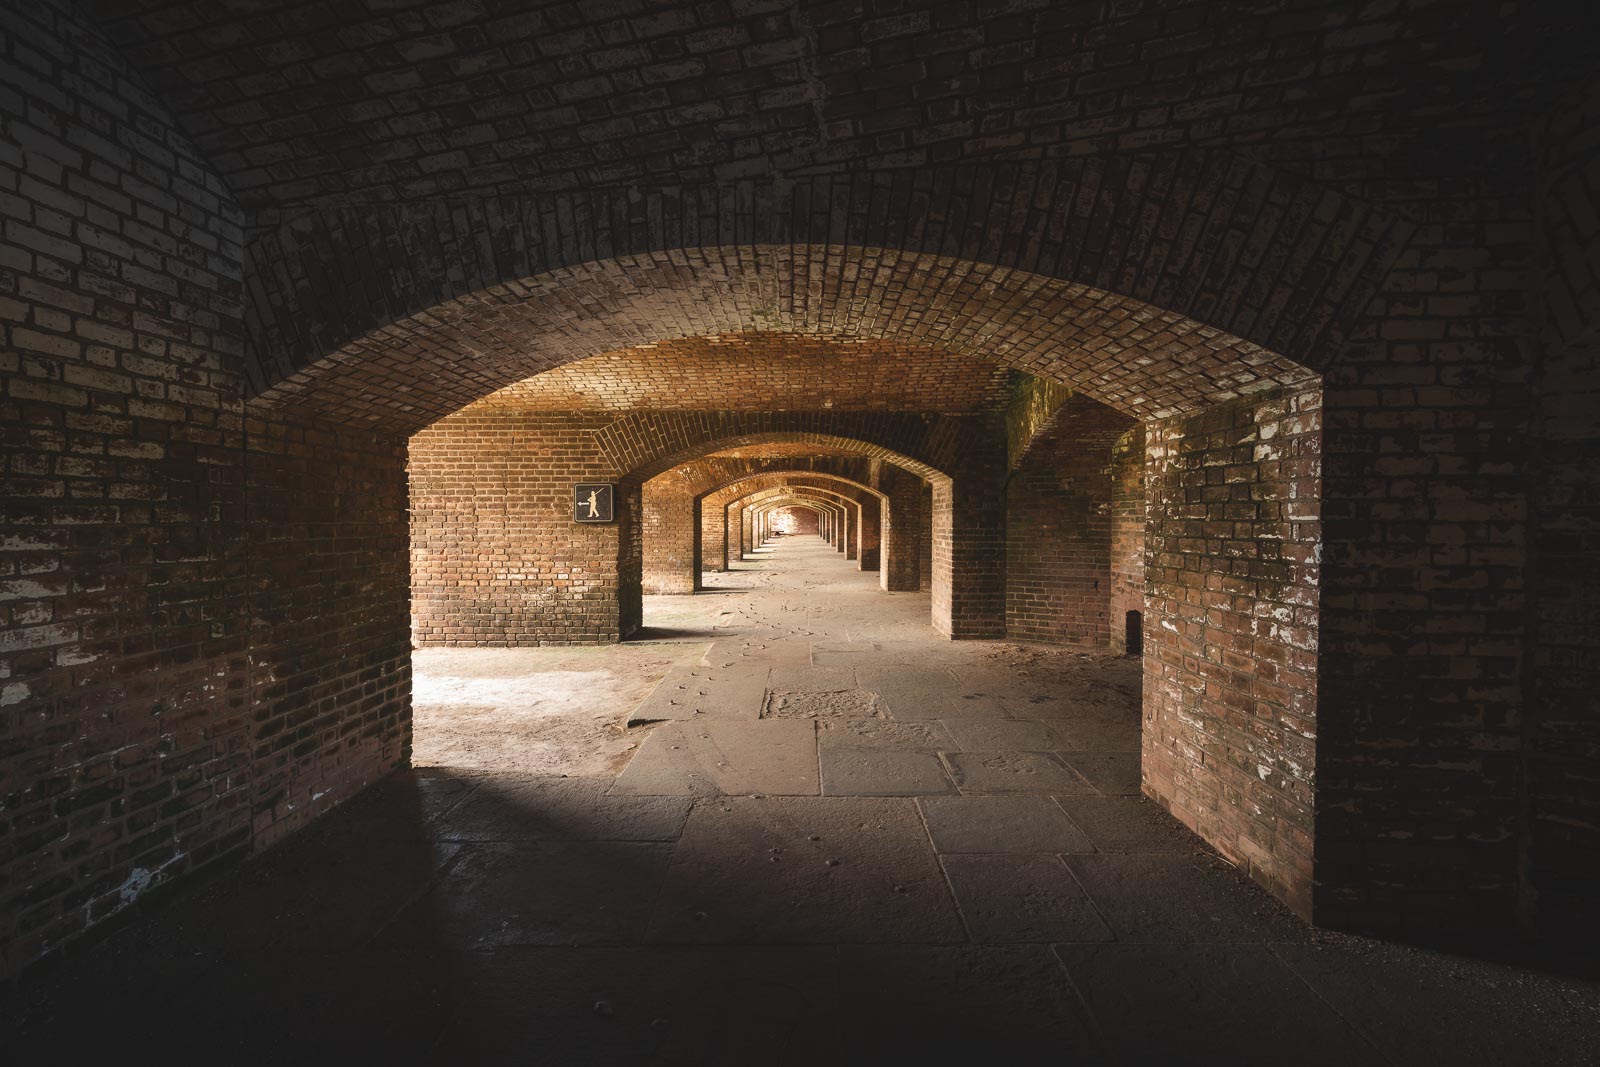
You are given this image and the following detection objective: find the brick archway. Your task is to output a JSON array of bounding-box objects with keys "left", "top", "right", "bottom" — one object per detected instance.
[
  {"left": 733, "top": 485, "right": 861, "bottom": 565},
  {"left": 245, "top": 156, "right": 1407, "bottom": 422}
]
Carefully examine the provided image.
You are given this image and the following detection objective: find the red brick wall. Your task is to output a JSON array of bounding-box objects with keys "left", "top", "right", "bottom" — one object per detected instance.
[
  {"left": 1142, "top": 386, "right": 1323, "bottom": 919},
  {"left": 1315, "top": 178, "right": 1545, "bottom": 937},
  {"left": 1110, "top": 425, "right": 1147, "bottom": 655},
  {"left": 1523, "top": 93, "right": 1599, "bottom": 940},
  {"left": 918, "top": 481, "right": 933, "bottom": 593},
  {"left": 0, "top": 1, "right": 252, "bottom": 975},
  {"left": 778, "top": 507, "right": 817, "bottom": 535},
  {"left": 409, "top": 413, "right": 628, "bottom": 645},
  {"left": 245, "top": 419, "right": 410, "bottom": 850},
  {"left": 1005, "top": 398, "right": 1136, "bottom": 647},
  {"left": 642, "top": 474, "right": 696, "bottom": 594}
]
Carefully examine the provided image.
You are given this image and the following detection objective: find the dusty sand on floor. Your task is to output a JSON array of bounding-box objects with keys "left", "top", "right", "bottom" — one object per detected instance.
[{"left": 411, "top": 541, "right": 1139, "bottom": 776}]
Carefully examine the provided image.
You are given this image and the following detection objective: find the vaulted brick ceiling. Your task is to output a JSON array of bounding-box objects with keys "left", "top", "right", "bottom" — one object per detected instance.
[
  {"left": 91, "top": 0, "right": 1585, "bottom": 214},
  {"left": 466, "top": 332, "right": 1012, "bottom": 413}
]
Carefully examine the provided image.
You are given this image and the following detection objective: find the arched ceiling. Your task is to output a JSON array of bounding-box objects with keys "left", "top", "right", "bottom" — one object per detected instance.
[
  {"left": 92, "top": 0, "right": 1580, "bottom": 214},
  {"left": 467, "top": 332, "right": 1012, "bottom": 414},
  {"left": 259, "top": 244, "right": 1320, "bottom": 431}
]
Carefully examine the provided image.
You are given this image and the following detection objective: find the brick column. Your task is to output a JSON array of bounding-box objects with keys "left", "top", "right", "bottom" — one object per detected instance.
[
  {"left": 642, "top": 480, "right": 696, "bottom": 594},
  {"left": 931, "top": 444, "right": 1007, "bottom": 639},
  {"left": 875, "top": 465, "right": 922, "bottom": 592},
  {"left": 857, "top": 493, "right": 881, "bottom": 570}
]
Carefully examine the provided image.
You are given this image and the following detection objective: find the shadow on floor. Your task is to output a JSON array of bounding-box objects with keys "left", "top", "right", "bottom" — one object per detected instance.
[{"left": 5, "top": 768, "right": 1597, "bottom": 1066}]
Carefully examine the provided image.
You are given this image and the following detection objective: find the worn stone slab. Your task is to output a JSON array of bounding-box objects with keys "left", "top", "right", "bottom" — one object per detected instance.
[
  {"left": 1062, "top": 854, "right": 1308, "bottom": 943},
  {"left": 435, "top": 776, "right": 693, "bottom": 841},
  {"left": 609, "top": 720, "right": 819, "bottom": 797},
  {"left": 764, "top": 687, "right": 881, "bottom": 719},
  {"left": 919, "top": 796, "right": 1093, "bottom": 853},
  {"left": 947, "top": 667, "right": 1068, "bottom": 706},
  {"left": 433, "top": 946, "right": 843, "bottom": 1064},
  {"left": 627, "top": 664, "right": 770, "bottom": 724},
  {"left": 1053, "top": 796, "right": 1201, "bottom": 854},
  {"left": 820, "top": 748, "right": 956, "bottom": 796},
  {"left": 378, "top": 840, "right": 673, "bottom": 949},
  {"left": 809, "top": 640, "right": 884, "bottom": 667},
  {"left": 1060, "top": 752, "right": 1143, "bottom": 795},
  {"left": 700, "top": 639, "right": 811, "bottom": 668},
  {"left": 768, "top": 665, "right": 856, "bottom": 690},
  {"left": 1056, "top": 944, "right": 1384, "bottom": 1066},
  {"left": 1001, "top": 709, "right": 1141, "bottom": 748},
  {"left": 832, "top": 945, "right": 1103, "bottom": 1058},
  {"left": 864, "top": 681, "right": 1009, "bottom": 720},
  {"left": 944, "top": 751, "right": 1095, "bottom": 795},
  {"left": 1271, "top": 940, "right": 1600, "bottom": 1067},
  {"left": 645, "top": 797, "right": 964, "bottom": 945},
  {"left": 815, "top": 717, "right": 954, "bottom": 751},
  {"left": 132, "top": 830, "right": 461, "bottom": 953},
  {"left": 939, "top": 719, "right": 1075, "bottom": 752},
  {"left": 941, "top": 854, "right": 1113, "bottom": 943}
]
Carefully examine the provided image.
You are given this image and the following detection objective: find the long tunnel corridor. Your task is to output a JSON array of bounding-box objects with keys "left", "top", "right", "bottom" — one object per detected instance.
[{"left": 5, "top": 0, "right": 1600, "bottom": 1062}]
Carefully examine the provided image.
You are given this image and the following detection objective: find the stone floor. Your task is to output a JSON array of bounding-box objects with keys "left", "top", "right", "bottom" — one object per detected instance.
[{"left": 4, "top": 537, "right": 1598, "bottom": 1064}]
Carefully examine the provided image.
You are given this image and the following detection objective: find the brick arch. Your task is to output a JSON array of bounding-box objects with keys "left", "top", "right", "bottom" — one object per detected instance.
[
  {"left": 602, "top": 416, "right": 958, "bottom": 486},
  {"left": 248, "top": 156, "right": 1411, "bottom": 430},
  {"left": 698, "top": 470, "right": 885, "bottom": 507}
]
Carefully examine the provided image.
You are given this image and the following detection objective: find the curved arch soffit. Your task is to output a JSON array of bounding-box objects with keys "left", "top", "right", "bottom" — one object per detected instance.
[
  {"left": 733, "top": 485, "right": 859, "bottom": 514},
  {"left": 615, "top": 429, "right": 949, "bottom": 484},
  {"left": 249, "top": 158, "right": 1411, "bottom": 433},
  {"left": 701, "top": 470, "right": 886, "bottom": 506}
]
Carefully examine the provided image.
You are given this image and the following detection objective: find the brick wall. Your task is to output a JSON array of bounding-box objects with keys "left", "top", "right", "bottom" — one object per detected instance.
[
  {"left": 1110, "top": 425, "right": 1147, "bottom": 655},
  {"left": 1526, "top": 90, "right": 1600, "bottom": 940},
  {"left": 1005, "top": 397, "right": 1136, "bottom": 647},
  {"left": 1316, "top": 180, "right": 1542, "bottom": 937},
  {"left": 409, "top": 412, "right": 627, "bottom": 645},
  {"left": 642, "top": 474, "right": 697, "bottom": 595},
  {"left": 0, "top": 0, "right": 250, "bottom": 975},
  {"left": 1142, "top": 387, "right": 1323, "bottom": 919},
  {"left": 245, "top": 419, "right": 410, "bottom": 850},
  {"left": 777, "top": 507, "right": 817, "bottom": 535}
]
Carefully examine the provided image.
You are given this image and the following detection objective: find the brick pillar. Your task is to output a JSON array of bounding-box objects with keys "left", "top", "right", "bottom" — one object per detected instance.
[
  {"left": 875, "top": 466, "right": 922, "bottom": 592},
  {"left": 931, "top": 447, "right": 1007, "bottom": 639},
  {"left": 697, "top": 496, "right": 723, "bottom": 577},
  {"left": 858, "top": 493, "right": 882, "bottom": 571},
  {"left": 919, "top": 481, "right": 933, "bottom": 592},
  {"left": 642, "top": 480, "right": 696, "bottom": 594}
]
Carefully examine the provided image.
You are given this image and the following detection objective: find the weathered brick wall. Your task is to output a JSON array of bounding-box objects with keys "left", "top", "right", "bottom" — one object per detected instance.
[
  {"left": 1539, "top": 83, "right": 1600, "bottom": 347},
  {"left": 1526, "top": 91, "right": 1600, "bottom": 940},
  {"left": 642, "top": 475, "right": 696, "bottom": 595},
  {"left": 1316, "top": 181, "right": 1542, "bottom": 937},
  {"left": 1005, "top": 397, "right": 1136, "bottom": 647},
  {"left": 0, "top": 0, "right": 250, "bottom": 975},
  {"left": 245, "top": 419, "right": 410, "bottom": 850},
  {"left": 1142, "top": 387, "right": 1323, "bottom": 919},
  {"left": 778, "top": 507, "right": 818, "bottom": 535},
  {"left": 409, "top": 412, "right": 626, "bottom": 645},
  {"left": 918, "top": 482, "right": 933, "bottom": 593},
  {"left": 1109, "top": 425, "right": 1147, "bottom": 655}
]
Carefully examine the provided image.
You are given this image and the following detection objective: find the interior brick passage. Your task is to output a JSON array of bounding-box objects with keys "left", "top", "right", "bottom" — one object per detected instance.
[{"left": 4, "top": 0, "right": 1600, "bottom": 1051}]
